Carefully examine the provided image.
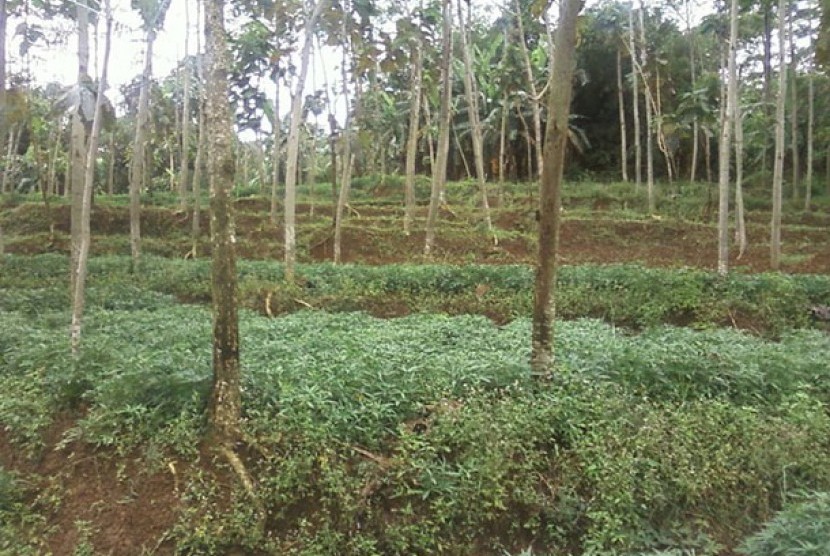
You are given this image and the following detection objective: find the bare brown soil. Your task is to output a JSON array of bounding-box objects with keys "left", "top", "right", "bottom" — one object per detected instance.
[{"left": 3, "top": 201, "right": 829, "bottom": 273}]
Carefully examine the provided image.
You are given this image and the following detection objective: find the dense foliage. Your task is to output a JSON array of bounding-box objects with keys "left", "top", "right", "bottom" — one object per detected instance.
[{"left": 1, "top": 259, "right": 829, "bottom": 554}]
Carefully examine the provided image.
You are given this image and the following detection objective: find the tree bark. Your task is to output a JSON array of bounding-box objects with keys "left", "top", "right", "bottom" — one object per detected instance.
[
  {"left": 617, "top": 47, "right": 628, "bottom": 182},
  {"left": 734, "top": 90, "right": 747, "bottom": 258},
  {"left": 638, "top": 4, "right": 655, "bottom": 212},
  {"left": 789, "top": 15, "right": 799, "bottom": 200},
  {"left": 334, "top": 23, "right": 355, "bottom": 265},
  {"left": 629, "top": 4, "right": 642, "bottom": 190},
  {"left": 515, "top": 0, "right": 544, "bottom": 179},
  {"left": 191, "top": 0, "right": 205, "bottom": 258},
  {"left": 70, "top": 1, "right": 90, "bottom": 295},
  {"left": 270, "top": 78, "right": 281, "bottom": 225},
  {"left": 804, "top": 64, "right": 814, "bottom": 211},
  {"left": 424, "top": 0, "right": 453, "bottom": 257},
  {"left": 457, "top": 0, "right": 494, "bottom": 241},
  {"left": 130, "top": 30, "right": 155, "bottom": 271},
  {"left": 179, "top": 0, "right": 192, "bottom": 211},
  {"left": 771, "top": 0, "right": 787, "bottom": 270},
  {"left": 717, "top": 0, "right": 738, "bottom": 276},
  {"left": 284, "top": 0, "right": 326, "bottom": 281},
  {"left": 71, "top": 1, "right": 112, "bottom": 355},
  {"left": 403, "top": 39, "right": 422, "bottom": 236},
  {"left": 205, "top": 0, "right": 241, "bottom": 445},
  {"left": 531, "top": 0, "right": 584, "bottom": 375}
]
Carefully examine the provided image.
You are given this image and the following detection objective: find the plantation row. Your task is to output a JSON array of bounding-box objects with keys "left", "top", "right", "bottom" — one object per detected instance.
[
  {"left": 1, "top": 299, "right": 829, "bottom": 553},
  {"left": 2, "top": 254, "right": 829, "bottom": 334}
]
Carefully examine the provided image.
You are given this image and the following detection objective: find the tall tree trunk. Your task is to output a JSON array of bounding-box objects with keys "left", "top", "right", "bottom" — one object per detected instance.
[
  {"left": 179, "top": 0, "right": 192, "bottom": 211},
  {"left": 403, "top": 39, "right": 423, "bottom": 236},
  {"left": 515, "top": 0, "right": 544, "bottom": 178},
  {"left": 205, "top": 0, "right": 241, "bottom": 446},
  {"left": 130, "top": 30, "right": 155, "bottom": 271},
  {"left": 457, "top": 0, "right": 494, "bottom": 241},
  {"left": 789, "top": 16, "right": 799, "bottom": 200},
  {"left": 617, "top": 46, "right": 628, "bottom": 182},
  {"left": 0, "top": 0, "right": 6, "bottom": 189},
  {"left": 638, "top": 4, "right": 655, "bottom": 212},
  {"left": 762, "top": 4, "right": 773, "bottom": 181},
  {"left": 70, "top": 0, "right": 90, "bottom": 295},
  {"left": 424, "top": 0, "right": 453, "bottom": 257},
  {"left": 771, "top": 0, "right": 787, "bottom": 270},
  {"left": 334, "top": 23, "right": 355, "bottom": 265},
  {"left": 687, "top": 0, "right": 698, "bottom": 182},
  {"left": 107, "top": 131, "right": 115, "bottom": 195},
  {"left": 734, "top": 92, "right": 747, "bottom": 258},
  {"left": 499, "top": 94, "right": 508, "bottom": 186},
  {"left": 284, "top": 0, "right": 326, "bottom": 281},
  {"left": 71, "top": 1, "right": 112, "bottom": 355},
  {"left": 270, "top": 78, "right": 281, "bottom": 225},
  {"left": 804, "top": 64, "right": 814, "bottom": 211},
  {"left": 717, "top": 0, "right": 738, "bottom": 276},
  {"left": 531, "top": 0, "right": 584, "bottom": 375},
  {"left": 629, "top": 4, "right": 642, "bottom": 190},
  {"left": 191, "top": 0, "right": 205, "bottom": 258}
]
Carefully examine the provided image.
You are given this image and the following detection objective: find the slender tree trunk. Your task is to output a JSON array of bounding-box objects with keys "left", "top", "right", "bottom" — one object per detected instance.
[
  {"left": 456, "top": 0, "right": 493, "bottom": 241},
  {"left": 0, "top": 0, "right": 6, "bottom": 188},
  {"left": 762, "top": 6, "right": 773, "bottom": 181},
  {"left": 191, "top": 0, "right": 204, "bottom": 258},
  {"left": 688, "top": 1, "right": 698, "bottom": 182},
  {"left": 771, "top": 0, "right": 787, "bottom": 270},
  {"left": 499, "top": 94, "right": 508, "bottom": 186},
  {"left": 107, "top": 131, "right": 115, "bottom": 195},
  {"left": 531, "top": 0, "right": 584, "bottom": 375},
  {"left": 629, "top": 5, "right": 642, "bottom": 190},
  {"left": 403, "top": 39, "right": 423, "bottom": 236},
  {"left": 71, "top": 1, "right": 111, "bottom": 355},
  {"left": 284, "top": 0, "right": 326, "bottom": 281},
  {"left": 130, "top": 30, "right": 155, "bottom": 271},
  {"left": 515, "top": 0, "right": 544, "bottom": 178},
  {"left": 205, "top": 0, "right": 241, "bottom": 446},
  {"left": 789, "top": 16, "right": 799, "bottom": 201},
  {"left": 179, "top": 0, "right": 192, "bottom": 211},
  {"left": 270, "top": 79, "right": 282, "bottom": 225},
  {"left": 639, "top": 4, "right": 655, "bottom": 212},
  {"left": 334, "top": 24, "right": 355, "bottom": 265},
  {"left": 453, "top": 124, "right": 471, "bottom": 179},
  {"left": 617, "top": 47, "right": 628, "bottom": 182},
  {"left": 70, "top": 0, "right": 90, "bottom": 295},
  {"left": 424, "top": 0, "right": 453, "bottom": 257},
  {"left": 804, "top": 67, "right": 814, "bottom": 211},
  {"left": 734, "top": 94, "right": 747, "bottom": 258},
  {"left": 717, "top": 0, "right": 738, "bottom": 276}
]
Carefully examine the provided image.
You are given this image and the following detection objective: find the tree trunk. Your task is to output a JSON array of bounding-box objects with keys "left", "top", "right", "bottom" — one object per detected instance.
[
  {"left": 191, "top": 0, "right": 205, "bottom": 258},
  {"left": 638, "top": 4, "right": 655, "bottom": 212},
  {"left": 0, "top": 0, "right": 6, "bottom": 188},
  {"left": 734, "top": 91, "right": 747, "bottom": 258},
  {"left": 717, "top": 0, "right": 738, "bottom": 276},
  {"left": 457, "top": 0, "right": 494, "bottom": 241},
  {"left": 130, "top": 29, "right": 155, "bottom": 271},
  {"left": 629, "top": 5, "right": 642, "bottom": 190},
  {"left": 284, "top": 0, "right": 326, "bottom": 281},
  {"left": 270, "top": 79, "right": 282, "bottom": 225},
  {"left": 687, "top": 0, "right": 698, "bottom": 182},
  {"left": 107, "top": 131, "right": 115, "bottom": 195},
  {"left": 499, "top": 93, "right": 508, "bottom": 186},
  {"left": 617, "top": 46, "right": 628, "bottom": 182},
  {"left": 179, "top": 0, "right": 192, "bottom": 211},
  {"left": 403, "top": 39, "right": 423, "bottom": 236},
  {"left": 70, "top": 0, "right": 90, "bottom": 295},
  {"left": 424, "top": 0, "right": 453, "bottom": 257},
  {"left": 334, "top": 31, "right": 355, "bottom": 265},
  {"left": 205, "top": 0, "right": 241, "bottom": 445},
  {"left": 531, "top": 0, "right": 584, "bottom": 375},
  {"left": 515, "top": 0, "right": 544, "bottom": 179},
  {"left": 771, "top": 0, "right": 787, "bottom": 270},
  {"left": 789, "top": 16, "right": 799, "bottom": 201},
  {"left": 71, "top": 1, "right": 111, "bottom": 355},
  {"left": 804, "top": 66, "right": 814, "bottom": 211}
]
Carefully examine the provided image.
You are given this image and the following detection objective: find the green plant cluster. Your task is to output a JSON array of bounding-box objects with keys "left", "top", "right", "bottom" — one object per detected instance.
[
  {"left": 2, "top": 254, "right": 828, "bottom": 335},
  {"left": 1, "top": 281, "right": 829, "bottom": 554}
]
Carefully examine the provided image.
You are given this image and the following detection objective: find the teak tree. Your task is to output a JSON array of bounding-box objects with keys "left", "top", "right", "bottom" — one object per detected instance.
[{"left": 531, "top": 0, "right": 584, "bottom": 375}]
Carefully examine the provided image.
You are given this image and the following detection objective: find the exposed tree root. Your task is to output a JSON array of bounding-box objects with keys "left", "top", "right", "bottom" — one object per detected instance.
[{"left": 218, "top": 443, "right": 265, "bottom": 533}]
